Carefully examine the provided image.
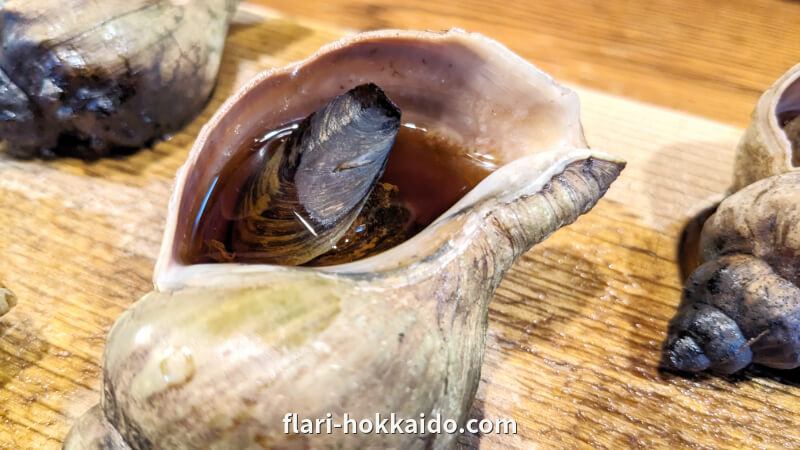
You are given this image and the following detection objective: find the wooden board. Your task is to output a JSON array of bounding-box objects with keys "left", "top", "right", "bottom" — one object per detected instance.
[
  {"left": 252, "top": 0, "right": 800, "bottom": 129},
  {"left": 1, "top": 4, "right": 797, "bottom": 448}
]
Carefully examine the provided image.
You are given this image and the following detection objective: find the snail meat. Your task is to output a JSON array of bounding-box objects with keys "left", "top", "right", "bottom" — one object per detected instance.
[
  {"left": 307, "top": 182, "right": 417, "bottom": 266},
  {"left": 0, "top": 0, "right": 236, "bottom": 158},
  {"left": 189, "top": 96, "right": 495, "bottom": 267},
  {"left": 230, "top": 83, "right": 402, "bottom": 266}
]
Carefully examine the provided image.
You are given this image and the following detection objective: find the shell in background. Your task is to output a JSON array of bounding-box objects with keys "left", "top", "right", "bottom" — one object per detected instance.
[
  {"left": 733, "top": 63, "right": 800, "bottom": 190},
  {"left": 0, "top": 281, "right": 15, "bottom": 317},
  {"left": 0, "top": 0, "right": 236, "bottom": 158}
]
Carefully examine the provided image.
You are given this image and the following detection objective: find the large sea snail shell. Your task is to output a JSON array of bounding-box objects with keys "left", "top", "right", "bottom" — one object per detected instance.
[
  {"left": 733, "top": 63, "right": 800, "bottom": 190},
  {"left": 0, "top": 0, "right": 236, "bottom": 158},
  {"left": 65, "top": 30, "right": 625, "bottom": 449},
  {"left": 0, "top": 281, "right": 16, "bottom": 317}
]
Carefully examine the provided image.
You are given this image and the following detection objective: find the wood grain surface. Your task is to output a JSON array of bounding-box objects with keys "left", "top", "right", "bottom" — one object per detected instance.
[
  {"left": 254, "top": 0, "right": 800, "bottom": 128},
  {"left": 0, "top": 2, "right": 798, "bottom": 449}
]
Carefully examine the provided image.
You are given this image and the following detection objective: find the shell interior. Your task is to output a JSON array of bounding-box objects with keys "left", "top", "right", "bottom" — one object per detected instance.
[
  {"left": 156, "top": 30, "right": 588, "bottom": 288},
  {"left": 777, "top": 74, "right": 800, "bottom": 126}
]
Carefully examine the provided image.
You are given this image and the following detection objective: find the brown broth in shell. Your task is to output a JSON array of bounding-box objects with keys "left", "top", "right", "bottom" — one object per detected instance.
[{"left": 182, "top": 122, "right": 497, "bottom": 266}]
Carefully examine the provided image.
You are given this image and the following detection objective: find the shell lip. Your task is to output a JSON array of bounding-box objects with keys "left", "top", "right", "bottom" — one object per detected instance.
[
  {"left": 764, "top": 63, "right": 800, "bottom": 167},
  {"left": 153, "top": 28, "right": 617, "bottom": 291}
]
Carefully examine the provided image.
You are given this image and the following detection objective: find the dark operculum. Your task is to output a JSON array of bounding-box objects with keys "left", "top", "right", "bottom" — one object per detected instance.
[{"left": 230, "top": 83, "right": 404, "bottom": 266}]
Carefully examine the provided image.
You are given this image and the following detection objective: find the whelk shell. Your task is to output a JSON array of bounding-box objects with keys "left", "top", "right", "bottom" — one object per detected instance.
[{"left": 65, "top": 30, "right": 625, "bottom": 449}]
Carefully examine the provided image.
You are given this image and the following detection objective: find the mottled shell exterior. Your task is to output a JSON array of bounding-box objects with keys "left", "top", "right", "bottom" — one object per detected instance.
[
  {"left": 664, "top": 173, "right": 800, "bottom": 374},
  {"left": 65, "top": 30, "right": 625, "bottom": 449},
  {"left": 733, "top": 63, "right": 800, "bottom": 191}
]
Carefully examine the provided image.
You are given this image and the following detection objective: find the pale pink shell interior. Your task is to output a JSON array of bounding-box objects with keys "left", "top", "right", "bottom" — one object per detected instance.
[
  {"left": 158, "top": 30, "right": 588, "bottom": 282},
  {"left": 777, "top": 74, "right": 800, "bottom": 126}
]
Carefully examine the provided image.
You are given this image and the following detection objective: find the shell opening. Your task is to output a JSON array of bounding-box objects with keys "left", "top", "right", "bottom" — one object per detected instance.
[{"left": 159, "top": 31, "right": 587, "bottom": 278}]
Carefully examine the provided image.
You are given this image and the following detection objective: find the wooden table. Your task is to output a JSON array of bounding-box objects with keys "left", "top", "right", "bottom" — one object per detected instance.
[
  {"left": 253, "top": 0, "right": 800, "bottom": 129},
  {"left": 1, "top": 1, "right": 799, "bottom": 448}
]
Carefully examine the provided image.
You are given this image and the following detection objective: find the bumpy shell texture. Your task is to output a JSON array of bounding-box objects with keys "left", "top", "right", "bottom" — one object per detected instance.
[
  {"left": 0, "top": 0, "right": 236, "bottom": 158},
  {"left": 664, "top": 173, "right": 800, "bottom": 374},
  {"left": 664, "top": 65, "right": 800, "bottom": 375},
  {"left": 64, "top": 30, "right": 625, "bottom": 449},
  {"left": 733, "top": 63, "right": 800, "bottom": 190}
]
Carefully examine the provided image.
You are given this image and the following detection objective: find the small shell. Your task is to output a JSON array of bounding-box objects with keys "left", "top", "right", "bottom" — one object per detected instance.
[
  {"left": 733, "top": 63, "right": 800, "bottom": 190},
  {"left": 0, "top": 282, "right": 16, "bottom": 317}
]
